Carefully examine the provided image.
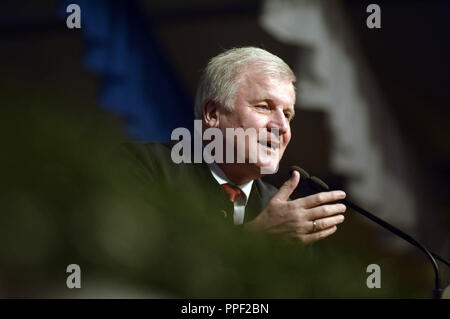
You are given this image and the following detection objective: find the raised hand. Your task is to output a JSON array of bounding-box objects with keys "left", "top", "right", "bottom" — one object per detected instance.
[{"left": 245, "top": 171, "right": 347, "bottom": 245}]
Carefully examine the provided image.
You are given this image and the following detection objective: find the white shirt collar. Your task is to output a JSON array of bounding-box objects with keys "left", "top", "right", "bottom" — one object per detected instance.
[{"left": 207, "top": 163, "right": 254, "bottom": 202}]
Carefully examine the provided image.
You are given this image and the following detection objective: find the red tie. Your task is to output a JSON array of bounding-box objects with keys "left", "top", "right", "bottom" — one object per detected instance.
[{"left": 221, "top": 183, "right": 242, "bottom": 203}]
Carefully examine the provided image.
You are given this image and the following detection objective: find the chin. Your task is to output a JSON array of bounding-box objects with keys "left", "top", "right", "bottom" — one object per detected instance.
[
  {"left": 256, "top": 158, "right": 280, "bottom": 175},
  {"left": 254, "top": 144, "right": 280, "bottom": 174}
]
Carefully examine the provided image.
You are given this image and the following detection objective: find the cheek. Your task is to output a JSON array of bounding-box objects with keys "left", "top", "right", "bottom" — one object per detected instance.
[
  {"left": 221, "top": 111, "right": 246, "bottom": 129},
  {"left": 218, "top": 114, "right": 236, "bottom": 136},
  {"left": 283, "top": 130, "right": 292, "bottom": 146},
  {"left": 240, "top": 111, "right": 266, "bottom": 129}
]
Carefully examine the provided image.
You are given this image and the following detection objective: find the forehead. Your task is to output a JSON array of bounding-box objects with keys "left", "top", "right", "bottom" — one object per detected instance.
[{"left": 236, "top": 68, "right": 295, "bottom": 108}]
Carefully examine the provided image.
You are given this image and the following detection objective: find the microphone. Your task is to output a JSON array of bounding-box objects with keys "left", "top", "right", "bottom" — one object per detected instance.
[{"left": 289, "top": 165, "right": 449, "bottom": 299}]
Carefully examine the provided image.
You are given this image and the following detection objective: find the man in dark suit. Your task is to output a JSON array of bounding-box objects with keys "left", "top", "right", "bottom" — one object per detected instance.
[{"left": 122, "top": 47, "right": 347, "bottom": 245}]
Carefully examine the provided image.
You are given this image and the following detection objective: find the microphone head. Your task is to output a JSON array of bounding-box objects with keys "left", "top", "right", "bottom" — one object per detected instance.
[
  {"left": 289, "top": 166, "right": 310, "bottom": 180},
  {"left": 310, "top": 176, "right": 330, "bottom": 190}
]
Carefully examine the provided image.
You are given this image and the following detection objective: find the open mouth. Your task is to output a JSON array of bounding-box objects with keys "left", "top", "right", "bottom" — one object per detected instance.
[{"left": 258, "top": 140, "right": 279, "bottom": 151}]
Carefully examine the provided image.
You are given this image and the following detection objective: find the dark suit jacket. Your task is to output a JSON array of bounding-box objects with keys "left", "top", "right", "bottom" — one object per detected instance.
[{"left": 119, "top": 141, "right": 279, "bottom": 225}]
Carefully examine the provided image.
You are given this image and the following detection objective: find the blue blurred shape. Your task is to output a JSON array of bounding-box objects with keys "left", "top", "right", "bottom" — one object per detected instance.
[{"left": 61, "top": 0, "right": 193, "bottom": 141}]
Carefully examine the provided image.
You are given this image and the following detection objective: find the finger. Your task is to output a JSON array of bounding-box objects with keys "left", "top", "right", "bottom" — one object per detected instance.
[
  {"left": 272, "top": 170, "right": 300, "bottom": 202},
  {"left": 302, "top": 225, "right": 338, "bottom": 244},
  {"left": 311, "top": 214, "right": 345, "bottom": 232},
  {"left": 299, "top": 190, "right": 346, "bottom": 209},
  {"left": 306, "top": 203, "right": 347, "bottom": 220}
]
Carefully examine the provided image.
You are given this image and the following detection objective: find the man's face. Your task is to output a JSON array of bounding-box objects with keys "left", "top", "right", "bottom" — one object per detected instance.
[{"left": 216, "top": 68, "right": 295, "bottom": 177}]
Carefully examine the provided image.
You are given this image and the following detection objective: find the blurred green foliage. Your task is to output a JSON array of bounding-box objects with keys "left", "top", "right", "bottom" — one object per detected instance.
[{"left": 0, "top": 88, "right": 429, "bottom": 298}]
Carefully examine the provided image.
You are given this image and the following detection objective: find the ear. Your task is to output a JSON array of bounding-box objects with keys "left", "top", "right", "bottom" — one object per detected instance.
[{"left": 203, "top": 100, "right": 220, "bottom": 128}]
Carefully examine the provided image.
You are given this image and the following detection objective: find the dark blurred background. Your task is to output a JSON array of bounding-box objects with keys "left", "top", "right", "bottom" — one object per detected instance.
[{"left": 0, "top": 0, "right": 449, "bottom": 298}]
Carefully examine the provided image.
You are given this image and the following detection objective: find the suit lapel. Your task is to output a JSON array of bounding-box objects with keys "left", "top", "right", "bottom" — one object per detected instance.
[
  {"left": 243, "top": 180, "right": 264, "bottom": 223},
  {"left": 192, "top": 162, "right": 235, "bottom": 224},
  {"left": 192, "top": 163, "right": 274, "bottom": 225}
]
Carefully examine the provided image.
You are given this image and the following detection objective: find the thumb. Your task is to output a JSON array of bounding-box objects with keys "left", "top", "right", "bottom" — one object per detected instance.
[{"left": 273, "top": 170, "right": 300, "bottom": 202}]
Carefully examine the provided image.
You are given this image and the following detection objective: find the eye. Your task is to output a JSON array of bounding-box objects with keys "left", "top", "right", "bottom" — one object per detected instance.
[
  {"left": 255, "top": 104, "right": 269, "bottom": 110},
  {"left": 284, "top": 112, "right": 292, "bottom": 121}
]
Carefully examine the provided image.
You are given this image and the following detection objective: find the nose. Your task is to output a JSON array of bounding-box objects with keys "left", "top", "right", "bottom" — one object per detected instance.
[{"left": 267, "top": 109, "right": 289, "bottom": 135}]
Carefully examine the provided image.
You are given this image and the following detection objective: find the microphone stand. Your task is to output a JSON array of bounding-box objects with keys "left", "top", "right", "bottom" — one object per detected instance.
[{"left": 290, "top": 166, "right": 449, "bottom": 299}]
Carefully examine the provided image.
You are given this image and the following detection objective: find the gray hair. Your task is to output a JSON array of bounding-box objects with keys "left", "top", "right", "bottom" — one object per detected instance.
[{"left": 194, "top": 47, "right": 296, "bottom": 119}]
